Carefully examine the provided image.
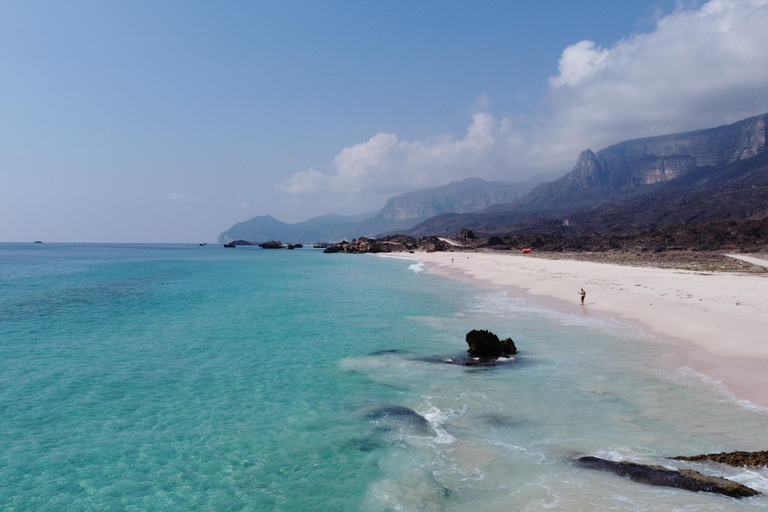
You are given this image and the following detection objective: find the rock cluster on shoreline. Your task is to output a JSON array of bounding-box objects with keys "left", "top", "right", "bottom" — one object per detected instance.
[
  {"left": 322, "top": 235, "right": 453, "bottom": 254},
  {"left": 673, "top": 450, "right": 768, "bottom": 467},
  {"left": 317, "top": 231, "right": 768, "bottom": 273},
  {"left": 574, "top": 456, "right": 760, "bottom": 498}
]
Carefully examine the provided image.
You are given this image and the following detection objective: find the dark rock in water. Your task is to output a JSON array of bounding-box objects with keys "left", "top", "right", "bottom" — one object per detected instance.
[
  {"left": 293, "top": 243, "right": 303, "bottom": 248},
  {"left": 368, "top": 406, "right": 427, "bottom": 423},
  {"left": 420, "top": 352, "right": 516, "bottom": 367},
  {"left": 574, "top": 456, "right": 760, "bottom": 498},
  {"left": 286, "top": 244, "right": 295, "bottom": 250},
  {"left": 368, "top": 349, "right": 406, "bottom": 356},
  {"left": 465, "top": 329, "right": 516, "bottom": 358},
  {"left": 347, "top": 436, "right": 382, "bottom": 452},
  {"left": 673, "top": 450, "right": 768, "bottom": 467},
  {"left": 259, "top": 240, "right": 282, "bottom": 249},
  {"left": 323, "top": 244, "right": 343, "bottom": 253},
  {"left": 367, "top": 406, "right": 432, "bottom": 435},
  {"left": 481, "top": 415, "right": 521, "bottom": 427}
]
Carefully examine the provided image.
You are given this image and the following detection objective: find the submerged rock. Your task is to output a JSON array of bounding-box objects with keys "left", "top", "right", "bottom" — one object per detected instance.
[
  {"left": 574, "top": 456, "right": 760, "bottom": 498},
  {"left": 367, "top": 406, "right": 428, "bottom": 424},
  {"left": 465, "top": 329, "right": 516, "bottom": 358},
  {"left": 366, "top": 405, "right": 433, "bottom": 435},
  {"left": 368, "top": 349, "right": 407, "bottom": 356},
  {"left": 673, "top": 450, "right": 768, "bottom": 467}
]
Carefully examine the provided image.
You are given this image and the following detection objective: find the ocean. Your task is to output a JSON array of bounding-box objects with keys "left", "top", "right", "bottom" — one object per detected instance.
[{"left": 1, "top": 243, "right": 767, "bottom": 511}]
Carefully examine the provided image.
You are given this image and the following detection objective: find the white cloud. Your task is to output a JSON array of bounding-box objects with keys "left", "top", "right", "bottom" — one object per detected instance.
[
  {"left": 275, "top": 112, "right": 529, "bottom": 205},
  {"left": 545, "top": 0, "right": 768, "bottom": 156},
  {"left": 549, "top": 41, "right": 609, "bottom": 87},
  {"left": 277, "top": 0, "right": 768, "bottom": 211}
]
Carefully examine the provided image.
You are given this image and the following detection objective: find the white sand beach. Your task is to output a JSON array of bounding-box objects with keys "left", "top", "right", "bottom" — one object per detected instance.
[{"left": 409, "top": 251, "right": 768, "bottom": 407}]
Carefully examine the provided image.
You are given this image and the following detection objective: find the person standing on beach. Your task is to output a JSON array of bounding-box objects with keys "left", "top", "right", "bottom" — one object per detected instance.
[{"left": 579, "top": 288, "right": 586, "bottom": 305}]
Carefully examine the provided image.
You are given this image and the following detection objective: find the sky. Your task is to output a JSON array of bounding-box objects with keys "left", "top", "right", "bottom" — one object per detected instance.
[{"left": 2, "top": 0, "right": 768, "bottom": 243}]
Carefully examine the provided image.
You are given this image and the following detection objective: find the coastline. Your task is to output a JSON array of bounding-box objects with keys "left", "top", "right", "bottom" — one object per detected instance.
[{"left": 400, "top": 250, "right": 768, "bottom": 408}]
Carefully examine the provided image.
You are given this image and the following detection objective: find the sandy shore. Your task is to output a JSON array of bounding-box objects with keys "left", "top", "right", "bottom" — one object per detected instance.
[{"left": 407, "top": 251, "right": 768, "bottom": 408}]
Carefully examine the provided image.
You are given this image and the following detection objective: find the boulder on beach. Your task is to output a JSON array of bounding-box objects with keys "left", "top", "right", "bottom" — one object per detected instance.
[
  {"left": 573, "top": 456, "right": 760, "bottom": 498},
  {"left": 465, "top": 329, "right": 516, "bottom": 358}
]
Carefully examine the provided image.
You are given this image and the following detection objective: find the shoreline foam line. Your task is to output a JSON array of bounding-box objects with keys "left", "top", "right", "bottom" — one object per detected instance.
[{"left": 395, "top": 250, "right": 768, "bottom": 408}]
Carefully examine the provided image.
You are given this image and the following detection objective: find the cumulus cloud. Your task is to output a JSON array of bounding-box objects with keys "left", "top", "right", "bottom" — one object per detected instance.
[
  {"left": 276, "top": 112, "right": 528, "bottom": 202},
  {"left": 546, "top": 0, "right": 768, "bottom": 156},
  {"left": 549, "top": 40, "right": 609, "bottom": 87},
  {"left": 277, "top": 0, "right": 768, "bottom": 210}
]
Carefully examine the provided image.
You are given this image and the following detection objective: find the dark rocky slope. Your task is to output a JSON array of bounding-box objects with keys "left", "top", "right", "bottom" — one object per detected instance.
[{"left": 407, "top": 113, "right": 768, "bottom": 239}]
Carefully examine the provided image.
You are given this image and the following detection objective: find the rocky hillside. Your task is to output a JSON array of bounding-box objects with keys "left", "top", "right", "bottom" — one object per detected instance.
[
  {"left": 376, "top": 177, "right": 542, "bottom": 221},
  {"left": 490, "top": 112, "right": 767, "bottom": 212},
  {"left": 409, "top": 112, "right": 768, "bottom": 237}
]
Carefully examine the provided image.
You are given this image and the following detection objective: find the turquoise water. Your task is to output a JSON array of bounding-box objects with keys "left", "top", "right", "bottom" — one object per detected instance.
[{"left": 1, "top": 244, "right": 767, "bottom": 511}]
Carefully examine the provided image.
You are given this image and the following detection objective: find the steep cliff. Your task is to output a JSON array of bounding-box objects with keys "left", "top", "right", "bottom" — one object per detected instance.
[
  {"left": 409, "top": 112, "right": 768, "bottom": 237},
  {"left": 376, "top": 177, "right": 537, "bottom": 220},
  {"left": 493, "top": 112, "right": 768, "bottom": 211}
]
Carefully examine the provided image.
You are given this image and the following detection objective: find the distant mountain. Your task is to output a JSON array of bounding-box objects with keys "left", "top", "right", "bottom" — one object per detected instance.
[
  {"left": 408, "top": 112, "right": 768, "bottom": 237},
  {"left": 218, "top": 176, "right": 553, "bottom": 243},
  {"left": 353, "top": 176, "right": 553, "bottom": 236},
  {"left": 218, "top": 212, "right": 376, "bottom": 244}
]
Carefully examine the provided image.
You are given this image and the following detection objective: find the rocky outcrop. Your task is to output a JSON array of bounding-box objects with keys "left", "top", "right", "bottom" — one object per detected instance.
[
  {"left": 465, "top": 329, "right": 516, "bottom": 358},
  {"left": 522, "top": 112, "right": 768, "bottom": 210},
  {"left": 323, "top": 235, "right": 451, "bottom": 254},
  {"left": 673, "top": 450, "right": 768, "bottom": 467},
  {"left": 574, "top": 456, "right": 760, "bottom": 498},
  {"left": 259, "top": 240, "right": 283, "bottom": 249}
]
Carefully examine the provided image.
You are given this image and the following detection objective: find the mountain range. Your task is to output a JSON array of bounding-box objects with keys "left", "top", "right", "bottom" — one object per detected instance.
[
  {"left": 407, "top": 112, "right": 768, "bottom": 237},
  {"left": 220, "top": 112, "right": 768, "bottom": 244},
  {"left": 218, "top": 175, "right": 553, "bottom": 243}
]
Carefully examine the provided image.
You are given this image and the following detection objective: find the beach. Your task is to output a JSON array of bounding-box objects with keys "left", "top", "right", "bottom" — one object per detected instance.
[{"left": 407, "top": 250, "right": 768, "bottom": 408}]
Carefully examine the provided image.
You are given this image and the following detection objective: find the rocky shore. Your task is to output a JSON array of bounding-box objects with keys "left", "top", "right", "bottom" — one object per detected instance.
[{"left": 320, "top": 232, "right": 768, "bottom": 273}]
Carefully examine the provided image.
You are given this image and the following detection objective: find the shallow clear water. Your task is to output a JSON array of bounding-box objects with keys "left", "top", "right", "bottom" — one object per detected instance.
[{"left": 1, "top": 244, "right": 766, "bottom": 511}]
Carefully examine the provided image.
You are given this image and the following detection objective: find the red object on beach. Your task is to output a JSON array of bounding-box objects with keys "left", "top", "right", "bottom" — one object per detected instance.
[{"left": 522, "top": 248, "right": 532, "bottom": 253}]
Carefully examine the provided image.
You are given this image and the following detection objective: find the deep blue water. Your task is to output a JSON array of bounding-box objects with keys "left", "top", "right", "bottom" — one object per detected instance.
[{"left": 1, "top": 244, "right": 767, "bottom": 511}]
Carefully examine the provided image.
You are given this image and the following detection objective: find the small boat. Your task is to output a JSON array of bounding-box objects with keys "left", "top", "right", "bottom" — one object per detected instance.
[
  {"left": 224, "top": 243, "right": 236, "bottom": 248},
  {"left": 34, "top": 241, "right": 43, "bottom": 244}
]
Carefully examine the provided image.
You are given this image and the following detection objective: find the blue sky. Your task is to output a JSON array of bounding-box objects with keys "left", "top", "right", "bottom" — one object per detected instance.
[{"left": 2, "top": 0, "right": 767, "bottom": 242}]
